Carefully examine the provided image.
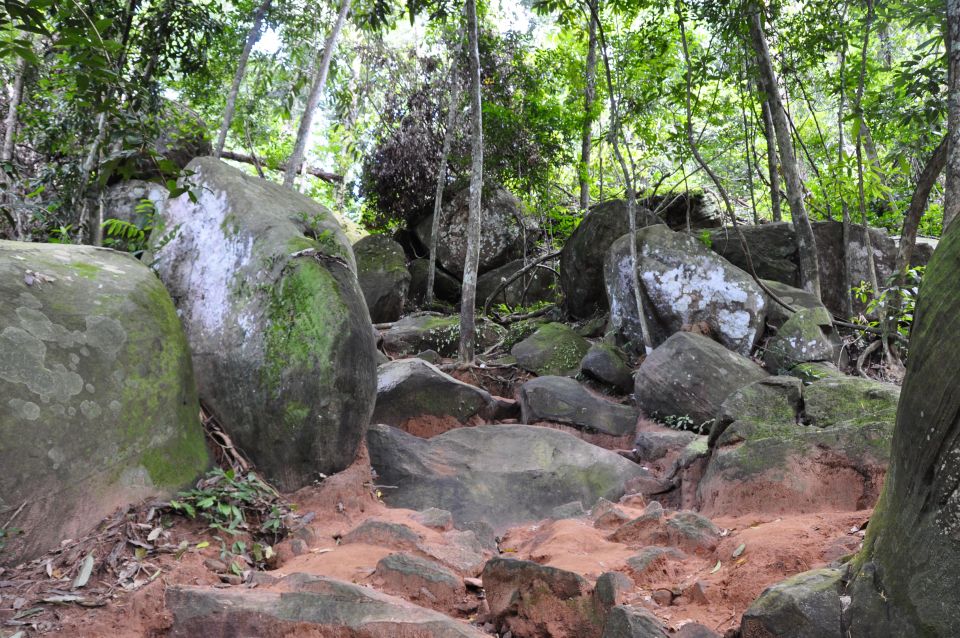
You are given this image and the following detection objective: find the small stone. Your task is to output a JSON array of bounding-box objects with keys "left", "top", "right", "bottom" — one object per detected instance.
[
  {"left": 682, "top": 580, "right": 709, "bottom": 604},
  {"left": 289, "top": 539, "right": 308, "bottom": 556},
  {"left": 218, "top": 573, "right": 242, "bottom": 586},
  {"left": 652, "top": 589, "right": 673, "bottom": 607},
  {"left": 414, "top": 508, "right": 455, "bottom": 531},
  {"left": 204, "top": 558, "right": 228, "bottom": 573}
]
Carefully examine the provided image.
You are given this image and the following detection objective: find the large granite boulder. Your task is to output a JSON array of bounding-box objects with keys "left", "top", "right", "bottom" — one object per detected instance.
[
  {"left": 0, "top": 242, "right": 208, "bottom": 564},
  {"left": 641, "top": 189, "right": 723, "bottom": 230},
  {"left": 380, "top": 314, "right": 503, "bottom": 357},
  {"left": 519, "top": 376, "right": 639, "bottom": 437},
  {"left": 476, "top": 258, "right": 558, "bottom": 309},
  {"left": 763, "top": 307, "right": 843, "bottom": 373},
  {"left": 168, "top": 574, "right": 485, "bottom": 637},
  {"left": 560, "top": 200, "right": 658, "bottom": 319},
  {"left": 708, "top": 223, "right": 799, "bottom": 286},
  {"left": 372, "top": 358, "right": 498, "bottom": 428},
  {"left": 634, "top": 332, "right": 768, "bottom": 431},
  {"left": 128, "top": 102, "right": 211, "bottom": 180},
  {"left": 415, "top": 184, "right": 527, "bottom": 278},
  {"left": 580, "top": 343, "right": 634, "bottom": 394},
  {"left": 407, "top": 258, "right": 462, "bottom": 306},
  {"left": 354, "top": 234, "right": 411, "bottom": 322},
  {"left": 368, "top": 424, "right": 646, "bottom": 532},
  {"left": 740, "top": 568, "right": 845, "bottom": 638},
  {"left": 510, "top": 322, "right": 590, "bottom": 377},
  {"left": 698, "top": 375, "right": 898, "bottom": 516},
  {"left": 812, "top": 221, "right": 896, "bottom": 317},
  {"left": 101, "top": 179, "right": 169, "bottom": 227},
  {"left": 150, "top": 158, "right": 377, "bottom": 491},
  {"left": 605, "top": 225, "right": 767, "bottom": 355}
]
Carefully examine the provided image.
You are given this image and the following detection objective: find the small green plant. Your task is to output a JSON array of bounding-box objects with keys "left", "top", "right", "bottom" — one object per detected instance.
[
  {"left": 698, "top": 229, "right": 712, "bottom": 249},
  {"left": 168, "top": 469, "right": 288, "bottom": 541},
  {"left": 851, "top": 266, "right": 925, "bottom": 338},
  {"left": 102, "top": 198, "right": 157, "bottom": 256},
  {"left": 47, "top": 224, "right": 74, "bottom": 244},
  {"left": 661, "top": 413, "right": 713, "bottom": 435}
]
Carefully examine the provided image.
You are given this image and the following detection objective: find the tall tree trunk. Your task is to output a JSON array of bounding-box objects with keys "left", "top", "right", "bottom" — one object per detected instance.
[
  {"left": 457, "top": 0, "right": 483, "bottom": 364},
  {"left": 579, "top": 15, "right": 597, "bottom": 212},
  {"left": 837, "top": 43, "right": 855, "bottom": 318},
  {"left": 427, "top": 72, "right": 462, "bottom": 306},
  {"left": 895, "top": 135, "right": 949, "bottom": 280},
  {"left": 946, "top": 0, "right": 960, "bottom": 231},
  {"left": 854, "top": 0, "right": 880, "bottom": 296},
  {"left": 2, "top": 52, "right": 27, "bottom": 239},
  {"left": 215, "top": 0, "right": 272, "bottom": 158},
  {"left": 587, "top": 0, "right": 655, "bottom": 353},
  {"left": 748, "top": 3, "right": 821, "bottom": 297},
  {"left": 77, "top": 111, "right": 109, "bottom": 245},
  {"left": 760, "top": 98, "right": 782, "bottom": 221},
  {"left": 283, "top": 0, "right": 350, "bottom": 189}
]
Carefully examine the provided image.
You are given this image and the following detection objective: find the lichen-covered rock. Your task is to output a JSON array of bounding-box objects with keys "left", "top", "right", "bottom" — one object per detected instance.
[
  {"left": 764, "top": 307, "right": 843, "bottom": 374},
  {"left": 168, "top": 574, "right": 485, "bottom": 637},
  {"left": 381, "top": 314, "right": 503, "bottom": 357},
  {"left": 354, "top": 234, "right": 411, "bottom": 322},
  {"left": 698, "top": 375, "right": 896, "bottom": 517},
  {"left": 415, "top": 184, "right": 527, "bottom": 278},
  {"left": 708, "top": 223, "right": 799, "bottom": 287},
  {"left": 101, "top": 179, "right": 169, "bottom": 227},
  {"left": 407, "top": 258, "right": 462, "bottom": 306},
  {"left": 519, "top": 376, "right": 639, "bottom": 436},
  {"left": 740, "top": 568, "right": 845, "bottom": 638},
  {"left": 560, "top": 200, "right": 659, "bottom": 319},
  {"left": 150, "top": 158, "right": 376, "bottom": 491},
  {"left": 634, "top": 332, "right": 769, "bottom": 430},
  {"left": 0, "top": 242, "right": 208, "bottom": 564},
  {"left": 476, "top": 258, "right": 558, "bottom": 309},
  {"left": 511, "top": 322, "right": 590, "bottom": 377},
  {"left": 372, "top": 358, "right": 498, "bottom": 428},
  {"left": 605, "top": 225, "right": 767, "bottom": 356},
  {"left": 762, "top": 280, "right": 829, "bottom": 330},
  {"left": 581, "top": 343, "right": 634, "bottom": 393},
  {"left": 368, "top": 423, "right": 646, "bottom": 532}
]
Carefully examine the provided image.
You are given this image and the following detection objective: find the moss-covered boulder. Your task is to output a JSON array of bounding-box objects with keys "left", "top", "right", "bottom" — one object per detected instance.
[
  {"left": 367, "top": 423, "right": 646, "bottom": 532},
  {"left": 519, "top": 376, "right": 639, "bottom": 437},
  {"left": 353, "top": 234, "right": 411, "bottom": 322},
  {"left": 605, "top": 225, "right": 767, "bottom": 356},
  {"left": 762, "top": 279, "right": 829, "bottom": 329},
  {"left": 698, "top": 375, "right": 896, "bottom": 516},
  {"left": 380, "top": 314, "right": 503, "bottom": 357},
  {"left": 0, "top": 242, "right": 208, "bottom": 564},
  {"left": 476, "top": 258, "right": 558, "bottom": 309},
  {"left": 511, "top": 322, "right": 590, "bottom": 377},
  {"left": 634, "top": 332, "right": 769, "bottom": 430},
  {"left": 740, "top": 568, "right": 845, "bottom": 638},
  {"left": 581, "top": 343, "right": 634, "bottom": 394},
  {"left": 150, "top": 158, "right": 376, "bottom": 491},
  {"left": 764, "top": 307, "right": 843, "bottom": 374},
  {"left": 407, "top": 258, "right": 461, "bottom": 306}
]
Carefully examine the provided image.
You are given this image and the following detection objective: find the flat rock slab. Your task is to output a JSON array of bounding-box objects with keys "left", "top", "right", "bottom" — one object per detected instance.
[
  {"left": 167, "top": 573, "right": 486, "bottom": 637},
  {"left": 519, "top": 375, "right": 639, "bottom": 436},
  {"left": 381, "top": 314, "right": 503, "bottom": 357},
  {"left": 368, "top": 423, "right": 647, "bottom": 532},
  {"left": 511, "top": 322, "right": 590, "bottom": 377}
]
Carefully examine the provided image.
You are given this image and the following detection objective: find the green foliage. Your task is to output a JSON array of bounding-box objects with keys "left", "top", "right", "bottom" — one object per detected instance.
[
  {"left": 852, "top": 266, "right": 925, "bottom": 339},
  {"left": 168, "top": 469, "right": 289, "bottom": 541}
]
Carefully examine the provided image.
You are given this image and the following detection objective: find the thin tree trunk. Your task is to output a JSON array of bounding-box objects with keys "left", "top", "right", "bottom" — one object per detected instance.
[
  {"left": 854, "top": 0, "right": 880, "bottom": 295},
  {"left": 2, "top": 52, "right": 27, "bottom": 239},
  {"left": 895, "top": 136, "right": 949, "bottom": 279},
  {"left": 587, "top": 0, "right": 654, "bottom": 353},
  {"left": 77, "top": 111, "right": 109, "bottom": 244},
  {"left": 427, "top": 72, "right": 462, "bottom": 306},
  {"left": 216, "top": 0, "right": 272, "bottom": 158},
  {"left": 946, "top": 0, "right": 960, "bottom": 231},
  {"left": 458, "top": 0, "right": 483, "bottom": 364},
  {"left": 838, "top": 41, "right": 855, "bottom": 318},
  {"left": 748, "top": 3, "right": 821, "bottom": 297},
  {"left": 579, "top": 15, "right": 597, "bottom": 212},
  {"left": 760, "top": 98, "right": 782, "bottom": 221},
  {"left": 283, "top": 0, "right": 350, "bottom": 189}
]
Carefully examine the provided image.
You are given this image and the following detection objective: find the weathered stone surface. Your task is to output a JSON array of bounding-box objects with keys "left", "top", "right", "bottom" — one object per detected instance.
[
  {"left": 372, "top": 358, "right": 497, "bottom": 428},
  {"left": 519, "top": 376, "right": 639, "bottom": 437},
  {"left": 415, "top": 184, "right": 527, "bottom": 278},
  {"left": 606, "top": 225, "right": 767, "bottom": 355},
  {"left": 381, "top": 314, "right": 502, "bottom": 357},
  {"left": 764, "top": 308, "right": 843, "bottom": 373},
  {"left": 609, "top": 510, "right": 719, "bottom": 555},
  {"left": 150, "top": 158, "right": 376, "bottom": 491},
  {"left": 482, "top": 557, "right": 600, "bottom": 637},
  {"left": 709, "top": 376, "right": 802, "bottom": 448},
  {"left": 762, "top": 280, "right": 830, "bottom": 330},
  {"left": 634, "top": 428, "right": 700, "bottom": 463},
  {"left": 407, "top": 258, "right": 462, "bottom": 306},
  {"left": 625, "top": 547, "right": 687, "bottom": 579},
  {"left": 511, "top": 322, "right": 590, "bottom": 377},
  {"left": 601, "top": 605, "right": 670, "bottom": 638},
  {"left": 643, "top": 190, "right": 723, "bottom": 231},
  {"left": 167, "top": 573, "right": 485, "bottom": 637},
  {"left": 634, "top": 332, "right": 769, "bottom": 430},
  {"left": 740, "top": 568, "right": 845, "bottom": 638},
  {"left": 476, "top": 258, "right": 558, "bottom": 309},
  {"left": 581, "top": 343, "right": 634, "bottom": 393},
  {"left": 354, "top": 234, "right": 411, "bottom": 322},
  {"left": 368, "top": 424, "right": 646, "bottom": 532},
  {"left": 709, "top": 223, "right": 800, "bottom": 288},
  {"left": 812, "top": 221, "right": 897, "bottom": 317},
  {"left": 102, "top": 179, "right": 168, "bottom": 227},
  {"left": 0, "top": 242, "right": 208, "bottom": 564},
  {"left": 699, "top": 374, "right": 895, "bottom": 517},
  {"left": 560, "top": 199, "right": 659, "bottom": 318},
  {"left": 414, "top": 508, "right": 455, "bottom": 531},
  {"left": 373, "top": 553, "right": 465, "bottom": 609}
]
